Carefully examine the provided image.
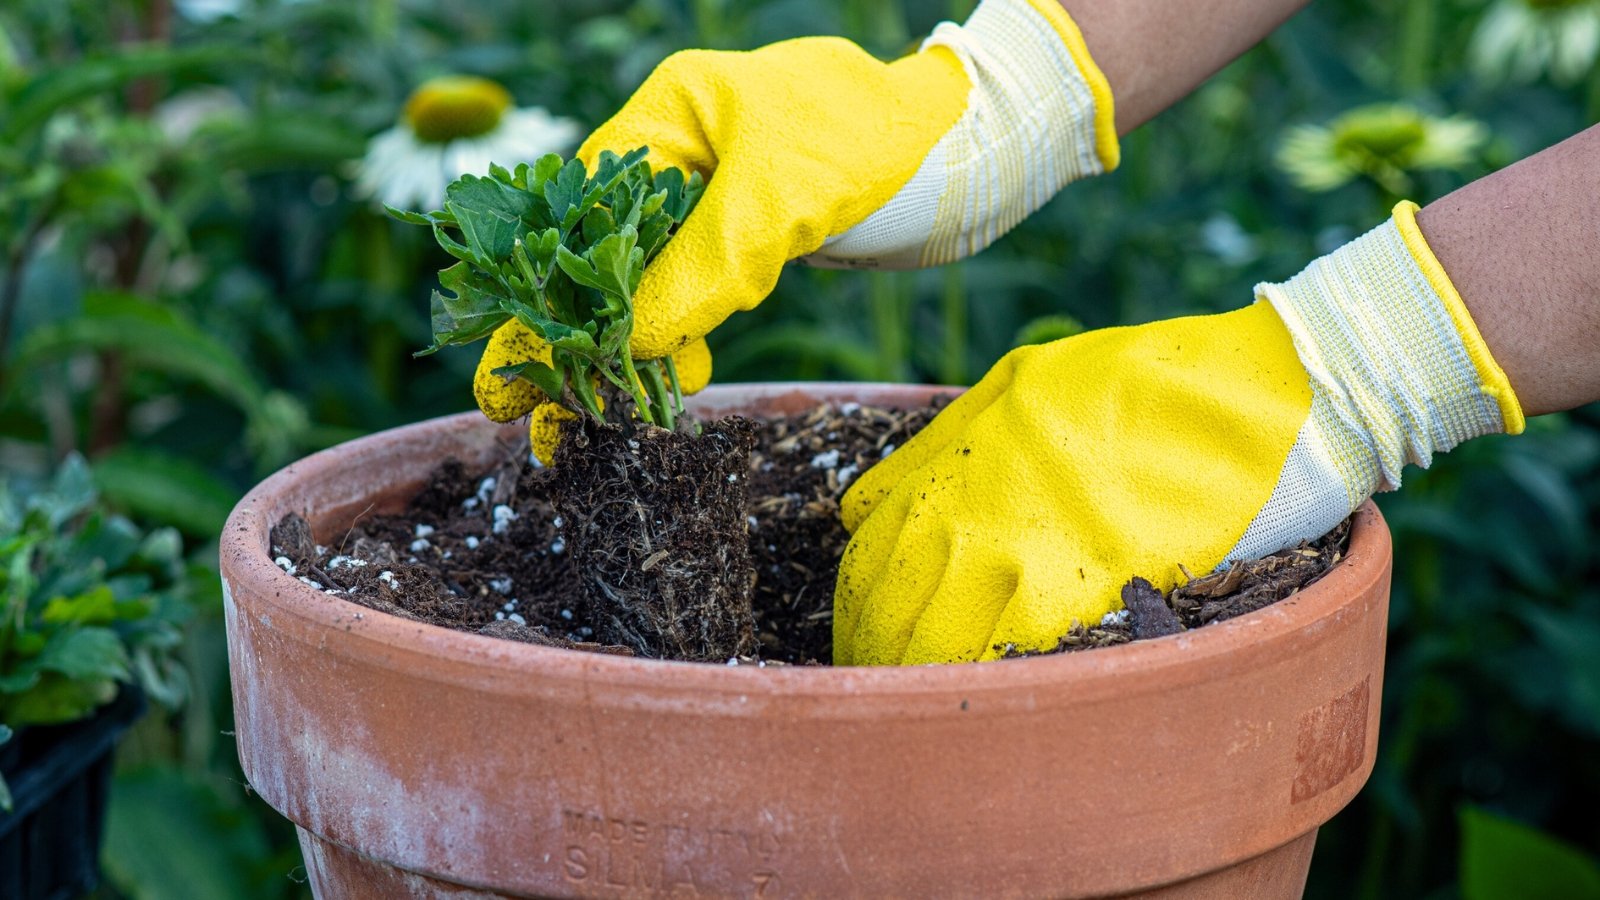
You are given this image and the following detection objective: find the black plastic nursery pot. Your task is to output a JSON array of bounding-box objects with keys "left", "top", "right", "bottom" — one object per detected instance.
[{"left": 0, "top": 685, "right": 146, "bottom": 900}]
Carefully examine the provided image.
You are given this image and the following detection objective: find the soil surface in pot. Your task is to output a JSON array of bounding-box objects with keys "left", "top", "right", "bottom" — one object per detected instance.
[{"left": 269, "top": 403, "right": 1350, "bottom": 665}]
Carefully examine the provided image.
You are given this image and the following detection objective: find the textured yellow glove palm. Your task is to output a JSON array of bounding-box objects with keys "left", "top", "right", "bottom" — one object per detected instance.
[
  {"left": 474, "top": 0, "right": 1118, "bottom": 452},
  {"left": 835, "top": 203, "right": 1524, "bottom": 666}
]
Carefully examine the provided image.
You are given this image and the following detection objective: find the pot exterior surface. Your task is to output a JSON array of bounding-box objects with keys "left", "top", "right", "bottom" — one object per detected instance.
[{"left": 222, "top": 383, "right": 1391, "bottom": 899}]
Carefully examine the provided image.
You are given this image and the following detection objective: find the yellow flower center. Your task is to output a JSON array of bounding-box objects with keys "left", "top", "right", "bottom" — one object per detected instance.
[{"left": 403, "top": 76, "right": 513, "bottom": 144}]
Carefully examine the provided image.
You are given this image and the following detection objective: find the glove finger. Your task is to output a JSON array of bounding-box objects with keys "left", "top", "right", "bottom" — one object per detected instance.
[
  {"left": 475, "top": 320, "right": 551, "bottom": 423},
  {"left": 844, "top": 515, "right": 962, "bottom": 667},
  {"left": 669, "top": 337, "right": 713, "bottom": 395},
  {"left": 831, "top": 488, "right": 918, "bottom": 666},
  {"left": 840, "top": 349, "right": 1023, "bottom": 532},
  {"left": 529, "top": 401, "right": 577, "bottom": 467},
  {"left": 899, "top": 543, "right": 1024, "bottom": 665},
  {"left": 981, "top": 565, "right": 1120, "bottom": 662}
]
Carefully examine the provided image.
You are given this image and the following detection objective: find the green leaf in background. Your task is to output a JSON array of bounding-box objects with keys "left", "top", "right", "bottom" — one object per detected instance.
[
  {"left": 1460, "top": 806, "right": 1600, "bottom": 900},
  {"left": 36, "top": 626, "right": 129, "bottom": 681},
  {"left": 1013, "top": 314, "right": 1086, "bottom": 347},
  {"left": 91, "top": 447, "right": 239, "bottom": 537},
  {"left": 0, "top": 723, "right": 11, "bottom": 812},
  {"left": 206, "top": 113, "right": 366, "bottom": 172},
  {"left": 3, "top": 671, "right": 118, "bottom": 724},
  {"left": 105, "top": 767, "right": 275, "bottom": 900},
  {"left": 1522, "top": 605, "right": 1600, "bottom": 739},
  {"left": 37, "top": 452, "right": 97, "bottom": 530},
  {"left": 0, "top": 43, "right": 245, "bottom": 142},
  {"left": 8, "top": 291, "right": 268, "bottom": 422},
  {"left": 41, "top": 584, "right": 118, "bottom": 625}
]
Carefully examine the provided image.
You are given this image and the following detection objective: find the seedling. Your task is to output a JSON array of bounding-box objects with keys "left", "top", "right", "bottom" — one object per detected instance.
[{"left": 391, "top": 147, "right": 704, "bottom": 430}]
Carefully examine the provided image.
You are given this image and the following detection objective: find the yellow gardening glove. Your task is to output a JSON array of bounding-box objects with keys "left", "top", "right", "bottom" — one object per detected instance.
[
  {"left": 474, "top": 322, "right": 712, "bottom": 465},
  {"left": 834, "top": 202, "right": 1525, "bottom": 666},
  {"left": 474, "top": 0, "right": 1119, "bottom": 454},
  {"left": 580, "top": 0, "right": 1118, "bottom": 358}
]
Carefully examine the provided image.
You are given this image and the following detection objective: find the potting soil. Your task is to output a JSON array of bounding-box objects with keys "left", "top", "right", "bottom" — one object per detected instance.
[{"left": 269, "top": 403, "right": 1350, "bottom": 665}]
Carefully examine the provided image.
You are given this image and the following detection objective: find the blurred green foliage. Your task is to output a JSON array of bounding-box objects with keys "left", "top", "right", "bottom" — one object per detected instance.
[
  {"left": 0, "top": 454, "right": 189, "bottom": 809},
  {"left": 0, "top": 0, "right": 1596, "bottom": 897}
]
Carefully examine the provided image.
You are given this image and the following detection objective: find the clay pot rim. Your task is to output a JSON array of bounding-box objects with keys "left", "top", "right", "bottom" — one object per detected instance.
[{"left": 220, "top": 382, "right": 1388, "bottom": 700}]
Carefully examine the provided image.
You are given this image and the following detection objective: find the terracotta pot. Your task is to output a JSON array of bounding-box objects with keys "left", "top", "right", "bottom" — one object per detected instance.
[{"left": 222, "top": 383, "right": 1390, "bottom": 899}]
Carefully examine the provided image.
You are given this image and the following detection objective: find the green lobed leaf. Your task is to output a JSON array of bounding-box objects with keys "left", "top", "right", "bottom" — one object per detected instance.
[
  {"left": 654, "top": 165, "right": 705, "bottom": 221},
  {"left": 530, "top": 153, "right": 564, "bottom": 192},
  {"left": 444, "top": 173, "right": 539, "bottom": 264},
  {"left": 581, "top": 204, "right": 617, "bottom": 246},
  {"left": 492, "top": 360, "right": 566, "bottom": 402},
  {"left": 502, "top": 304, "right": 602, "bottom": 358},
  {"left": 385, "top": 206, "right": 435, "bottom": 226},
  {"left": 546, "top": 158, "right": 589, "bottom": 231},
  {"left": 556, "top": 225, "right": 641, "bottom": 301},
  {"left": 417, "top": 261, "right": 513, "bottom": 355}
]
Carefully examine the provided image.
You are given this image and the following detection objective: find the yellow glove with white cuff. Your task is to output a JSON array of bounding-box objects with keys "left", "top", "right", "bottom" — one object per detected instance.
[
  {"left": 834, "top": 201, "right": 1523, "bottom": 666},
  {"left": 474, "top": 0, "right": 1119, "bottom": 459}
]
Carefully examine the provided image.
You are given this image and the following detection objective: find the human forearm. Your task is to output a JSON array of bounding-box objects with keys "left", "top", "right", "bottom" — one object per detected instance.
[
  {"left": 1418, "top": 125, "right": 1600, "bottom": 417},
  {"left": 1060, "top": 0, "right": 1310, "bottom": 134}
]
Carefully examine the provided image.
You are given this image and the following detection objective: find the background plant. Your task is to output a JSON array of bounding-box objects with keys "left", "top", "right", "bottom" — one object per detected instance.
[
  {"left": 0, "top": 454, "right": 189, "bottom": 811},
  {"left": 0, "top": 1, "right": 1595, "bottom": 897}
]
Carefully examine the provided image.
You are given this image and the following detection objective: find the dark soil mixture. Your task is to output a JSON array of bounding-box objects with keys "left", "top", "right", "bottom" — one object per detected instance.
[
  {"left": 550, "top": 417, "right": 757, "bottom": 661},
  {"left": 269, "top": 403, "right": 1350, "bottom": 665}
]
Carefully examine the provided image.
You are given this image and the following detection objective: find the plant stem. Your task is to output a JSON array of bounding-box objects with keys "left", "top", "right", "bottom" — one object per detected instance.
[
  {"left": 692, "top": 0, "right": 729, "bottom": 47},
  {"left": 617, "top": 354, "right": 657, "bottom": 426},
  {"left": 1394, "top": 0, "right": 1433, "bottom": 95},
  {"left": 939, "top": 265, "right": 967, "bottom": 385},
  {"left": 870, "top": 272, "right": 911, "bottom": 381},
  {"left": 662, "top": 356, "right": 686, "bottom": 418},
  {"left": 637, "top": 361, "right": 676, "bottom": 431}
]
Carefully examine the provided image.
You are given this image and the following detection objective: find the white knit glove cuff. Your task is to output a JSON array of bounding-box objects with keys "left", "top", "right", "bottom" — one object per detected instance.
[
  {"left": 801, "top": 0, "right": 1118, "bottom": 270},
  {"left": 1225, "top": 203, "right": 1523, "bottom": 565}
]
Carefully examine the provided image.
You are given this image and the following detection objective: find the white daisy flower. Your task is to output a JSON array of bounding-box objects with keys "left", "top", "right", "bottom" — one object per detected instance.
[
  {"left": 1276, "top": 104, "right": 1487, "bottom": 197},
  {"left": 355, "top": 75, "right": 581, "bottom": 211},
  {"left": 1471, "top": 0, "right": 1600, "bottom": 87}
]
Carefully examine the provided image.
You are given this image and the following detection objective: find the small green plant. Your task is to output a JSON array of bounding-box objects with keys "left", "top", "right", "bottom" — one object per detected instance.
[
  {"left": 0, "top": 455, "right": 189, "bottom": 810},
  {"left": 391, "top": 147, "right": 704, "bottom": 430}
]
